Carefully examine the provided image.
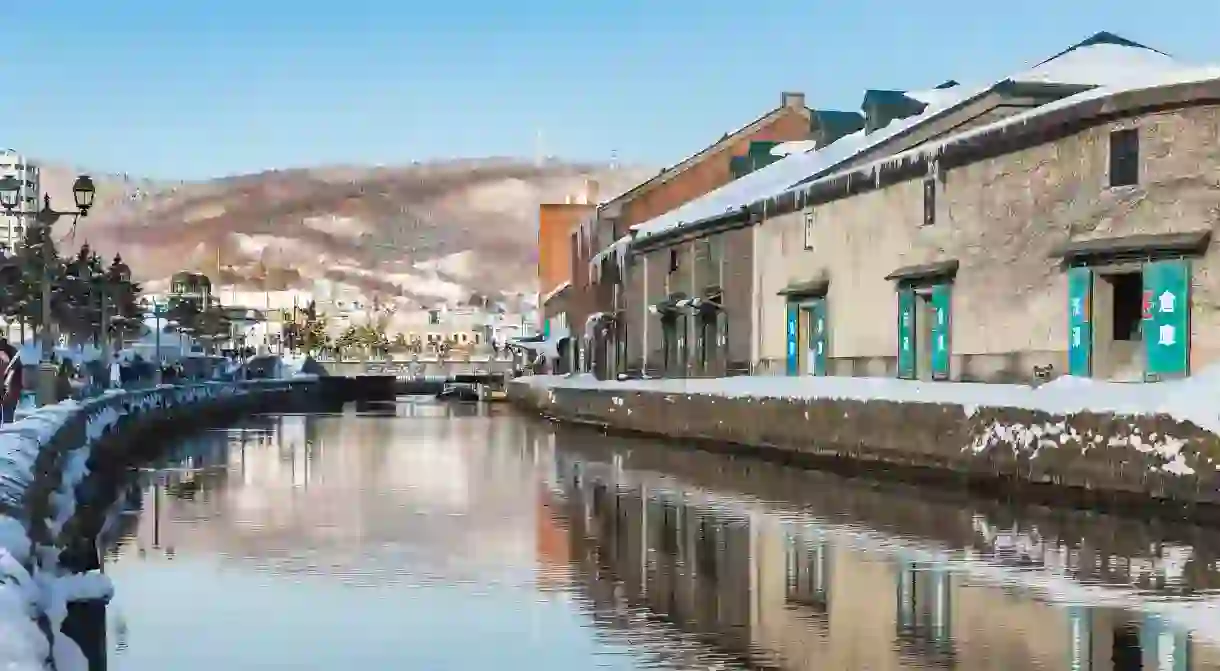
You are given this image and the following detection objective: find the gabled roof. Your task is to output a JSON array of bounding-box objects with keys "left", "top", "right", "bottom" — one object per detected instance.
[
  {"left": 629, "top": 32, "right": 1194, "bottom": 243},
  {"left": 598, "top": 97, "right": 810, "bottom": 212}
]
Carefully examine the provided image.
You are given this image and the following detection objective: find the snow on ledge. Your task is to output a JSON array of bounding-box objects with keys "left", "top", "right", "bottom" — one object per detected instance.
[
  {"left": 541, "top": 280, "right": 572, "bottom": 306},
  {"left": 516, "top": 369, "right": 1220, "bottom": 434}
]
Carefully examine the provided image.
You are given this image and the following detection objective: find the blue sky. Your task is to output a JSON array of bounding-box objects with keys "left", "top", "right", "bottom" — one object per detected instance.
[{"left": 0, "top": 1, "right": 1216, "bottom": 180}]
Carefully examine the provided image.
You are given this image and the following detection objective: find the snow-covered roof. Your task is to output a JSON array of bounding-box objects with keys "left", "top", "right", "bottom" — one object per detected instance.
[
  {"left": 603, "top": 97, "right": 810, "bottom": 210},
  {"left": 630, "top": 83, "right": 985, "bottom": 240},
  {"left": 627, "top": 32, "right": 1201, "bottom": 243},
  {"left": 780, "top": 64, "right": 1220, "bottom": 205},
  {"left": 1011, "top": 32, "right": 1179, "bottom": 87}
]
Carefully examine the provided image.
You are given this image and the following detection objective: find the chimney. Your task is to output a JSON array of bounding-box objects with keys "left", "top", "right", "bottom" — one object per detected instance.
[
  {"left": 584, "top": 178, "right": 600, "bottom": 205},
  {"left": 781, "top": 91, "right": 806, "bottom": 109}
]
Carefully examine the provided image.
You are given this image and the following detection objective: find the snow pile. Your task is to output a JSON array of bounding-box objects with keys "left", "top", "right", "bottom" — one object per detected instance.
[{"left": 0, "top": 382, "right": 260, "bottom": 670}]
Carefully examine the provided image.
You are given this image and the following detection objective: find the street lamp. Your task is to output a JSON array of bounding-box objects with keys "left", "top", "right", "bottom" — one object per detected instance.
[{"left": 0, "top": 174, "right": 96, "bottom": 406}]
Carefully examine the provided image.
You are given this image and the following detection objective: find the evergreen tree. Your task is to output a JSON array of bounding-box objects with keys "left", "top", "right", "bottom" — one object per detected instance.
[
  {"left": 61, "top": 243, "right": 109, "bottom": 342},
  {"left": 106, "top": 254, "right": 143, "bottom": 342},
  {"left": 9, "top": 221, "right": 63, "bottom": 335}
]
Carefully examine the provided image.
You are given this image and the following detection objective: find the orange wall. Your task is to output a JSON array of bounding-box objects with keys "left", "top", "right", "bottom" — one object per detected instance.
[
  {"left": 538, "top": 203, "right": 594, "bottom": 294},
  {"left": 620, "top": 109, "right": 811, "bottom": 230}
]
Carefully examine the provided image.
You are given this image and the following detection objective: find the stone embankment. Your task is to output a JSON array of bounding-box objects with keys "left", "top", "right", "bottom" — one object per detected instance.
[
  {"left": 509, "top": 374, "right": 1220, "bottom": 517},
  {"left": 0, "top": 379, "right": 318, "bottom": 671}
]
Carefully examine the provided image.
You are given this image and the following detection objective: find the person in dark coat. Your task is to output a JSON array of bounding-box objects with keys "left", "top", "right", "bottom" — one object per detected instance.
[{"left": 0, "top": 339, "right": 23, "bottom": 424}]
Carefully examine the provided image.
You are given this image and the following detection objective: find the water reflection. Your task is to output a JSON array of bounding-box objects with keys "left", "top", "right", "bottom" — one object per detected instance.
[
  {"left": 549, "top": 428, "right": 1220, "bottom": 670},
  {"left": 98, "top": 403, "right": 1220, "bottom": 670}
]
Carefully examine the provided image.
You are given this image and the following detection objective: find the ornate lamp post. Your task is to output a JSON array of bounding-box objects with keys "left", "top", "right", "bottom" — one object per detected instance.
[{"left": 0, "top": 175, "right": 95, "bottom": 405}]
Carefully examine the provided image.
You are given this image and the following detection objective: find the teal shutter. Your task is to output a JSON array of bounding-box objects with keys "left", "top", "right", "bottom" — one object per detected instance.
[
  {"left": 1143, "top": 259, "right": 1190, "bottom": 380},
  {"left": 897, "top": 288, "right": 916, "bottom": 379},
  {"left": 930, "top": 284, "right": 951, "bottom": 380},
  {"left": 1067, "top": 607, "right": 1093, "bottom": 671},
  {"left": 785, "top": 302, "right": 799, "bottom": 376},
  {"left": 1142, "top": 615, "right": 1189, "bottom": 671},
  {"left": 808, "top": 299, "right": 828, "bottom": 376},
  {"left": 542, "top": 320, "right": 551, "bottom": 339},
  {"left": 1067, "top": 267, "right": 1093, "bottom": 377}
]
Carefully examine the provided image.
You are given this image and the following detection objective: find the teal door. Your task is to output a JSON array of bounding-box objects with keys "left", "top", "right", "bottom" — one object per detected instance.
[
  {"left": 1143, "top": 259, "right": 1190, "bottom": 380},
  {"left": 897, "top": 288, "right": 916, "bottom": 379},
  {"left": 1067, "top": 267, "right": 1093, "bottom": 377},
  {"left": 785, "top": 302, "right": 799, "bottom": 376},
  {"left": 1142, "top": 615, "right": 1189, "bottom": 671},
  {"left": 930, "top": 284, "right": 951, "bottom": 380},
  {"left": 807, "top": 299, "right": 828, "bottom": 376}
]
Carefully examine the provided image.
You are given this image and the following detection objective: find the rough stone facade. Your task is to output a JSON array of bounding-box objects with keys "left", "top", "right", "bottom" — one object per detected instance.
[
  {"left": 624, "top": 226, "right": 754, "bottom": 376},
  {"left": 510, "top": 380, "right": 1220, "bottom": 513},
  {"left": 757, "top": 104, "right": 1220, "bottom": 382}
]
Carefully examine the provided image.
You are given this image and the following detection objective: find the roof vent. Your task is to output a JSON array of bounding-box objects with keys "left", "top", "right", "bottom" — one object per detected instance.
[{"left": 781, "top": 91, "right": 806, "bottom": 109}]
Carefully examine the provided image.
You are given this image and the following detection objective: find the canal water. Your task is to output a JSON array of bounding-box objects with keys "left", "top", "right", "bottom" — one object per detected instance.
[{"left": 98, "top": 396, "right": 1220, "bottom": 670}]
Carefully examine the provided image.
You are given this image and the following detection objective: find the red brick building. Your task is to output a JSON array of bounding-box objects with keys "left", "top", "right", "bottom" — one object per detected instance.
[{"left": 573, "top": 92, "right": 815, "bottom": 377}]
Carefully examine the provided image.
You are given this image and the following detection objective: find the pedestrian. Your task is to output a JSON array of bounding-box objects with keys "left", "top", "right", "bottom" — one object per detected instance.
[
  {"left": 55, "top": 358, "right": 73, "bottom": 403},
  {"left": 0, "top": 339, "right": 23, "bottom": 424},
  {"left": 109, "top": 353, "right": 123, "bottom": 390}
]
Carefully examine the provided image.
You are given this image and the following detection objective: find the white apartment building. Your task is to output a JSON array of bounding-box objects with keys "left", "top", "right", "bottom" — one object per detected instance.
[{"left": 0, "top": 150, "right": 39, "bottom": 253}]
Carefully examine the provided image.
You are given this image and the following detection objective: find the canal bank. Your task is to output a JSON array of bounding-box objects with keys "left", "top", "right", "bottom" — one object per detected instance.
[
  {"left": 0, "top": 379, "right": 320, "bottom": 671},
  {"left": 509, "top": 372, "right": 1220, "bottom": 517}
]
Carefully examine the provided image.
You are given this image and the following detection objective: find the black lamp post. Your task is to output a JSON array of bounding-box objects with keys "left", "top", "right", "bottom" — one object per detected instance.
[{"left": 0, "top": 175, "right": 96, "bottom": 405}]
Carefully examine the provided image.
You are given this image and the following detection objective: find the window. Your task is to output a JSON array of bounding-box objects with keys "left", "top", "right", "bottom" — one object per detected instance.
[
  {"left": 668, "top": 248, "right": 679, "bottom": 273},
  {"left": 803, "top": 210, "right": 815, "bottom": 249},
  {"left": 922, "top": 178, "right": 936, "bottom": 226},
  {"left": 1108, "top": 128, "right": 1139, "bottom": 187}
]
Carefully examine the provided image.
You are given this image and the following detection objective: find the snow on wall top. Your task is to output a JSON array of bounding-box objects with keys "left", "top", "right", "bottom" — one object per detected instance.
[
  {"left": 521, "top": 362, "right": 1220, "bottom": 435},
  {"left": 626, "top": 33, "right": 1198, "bottom": 244}
]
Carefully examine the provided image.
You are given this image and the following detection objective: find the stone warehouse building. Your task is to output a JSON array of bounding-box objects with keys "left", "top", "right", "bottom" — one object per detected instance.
[{"left": 600, "top": 32, "right": 1220, "bottom": 384}]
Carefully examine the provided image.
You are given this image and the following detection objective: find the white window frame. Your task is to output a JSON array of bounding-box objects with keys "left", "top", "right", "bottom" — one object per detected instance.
[{"left": 803, "top": 209, "right": 815, "bottom": 250}]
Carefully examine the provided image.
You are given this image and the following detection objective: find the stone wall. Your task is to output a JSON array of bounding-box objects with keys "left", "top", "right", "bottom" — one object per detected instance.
[
  {"left": 510, "top": 380, "right": 1220, "bottom": 513},
  {"left": 0, "top": 379, "right": 319, "bottom": 669}
]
